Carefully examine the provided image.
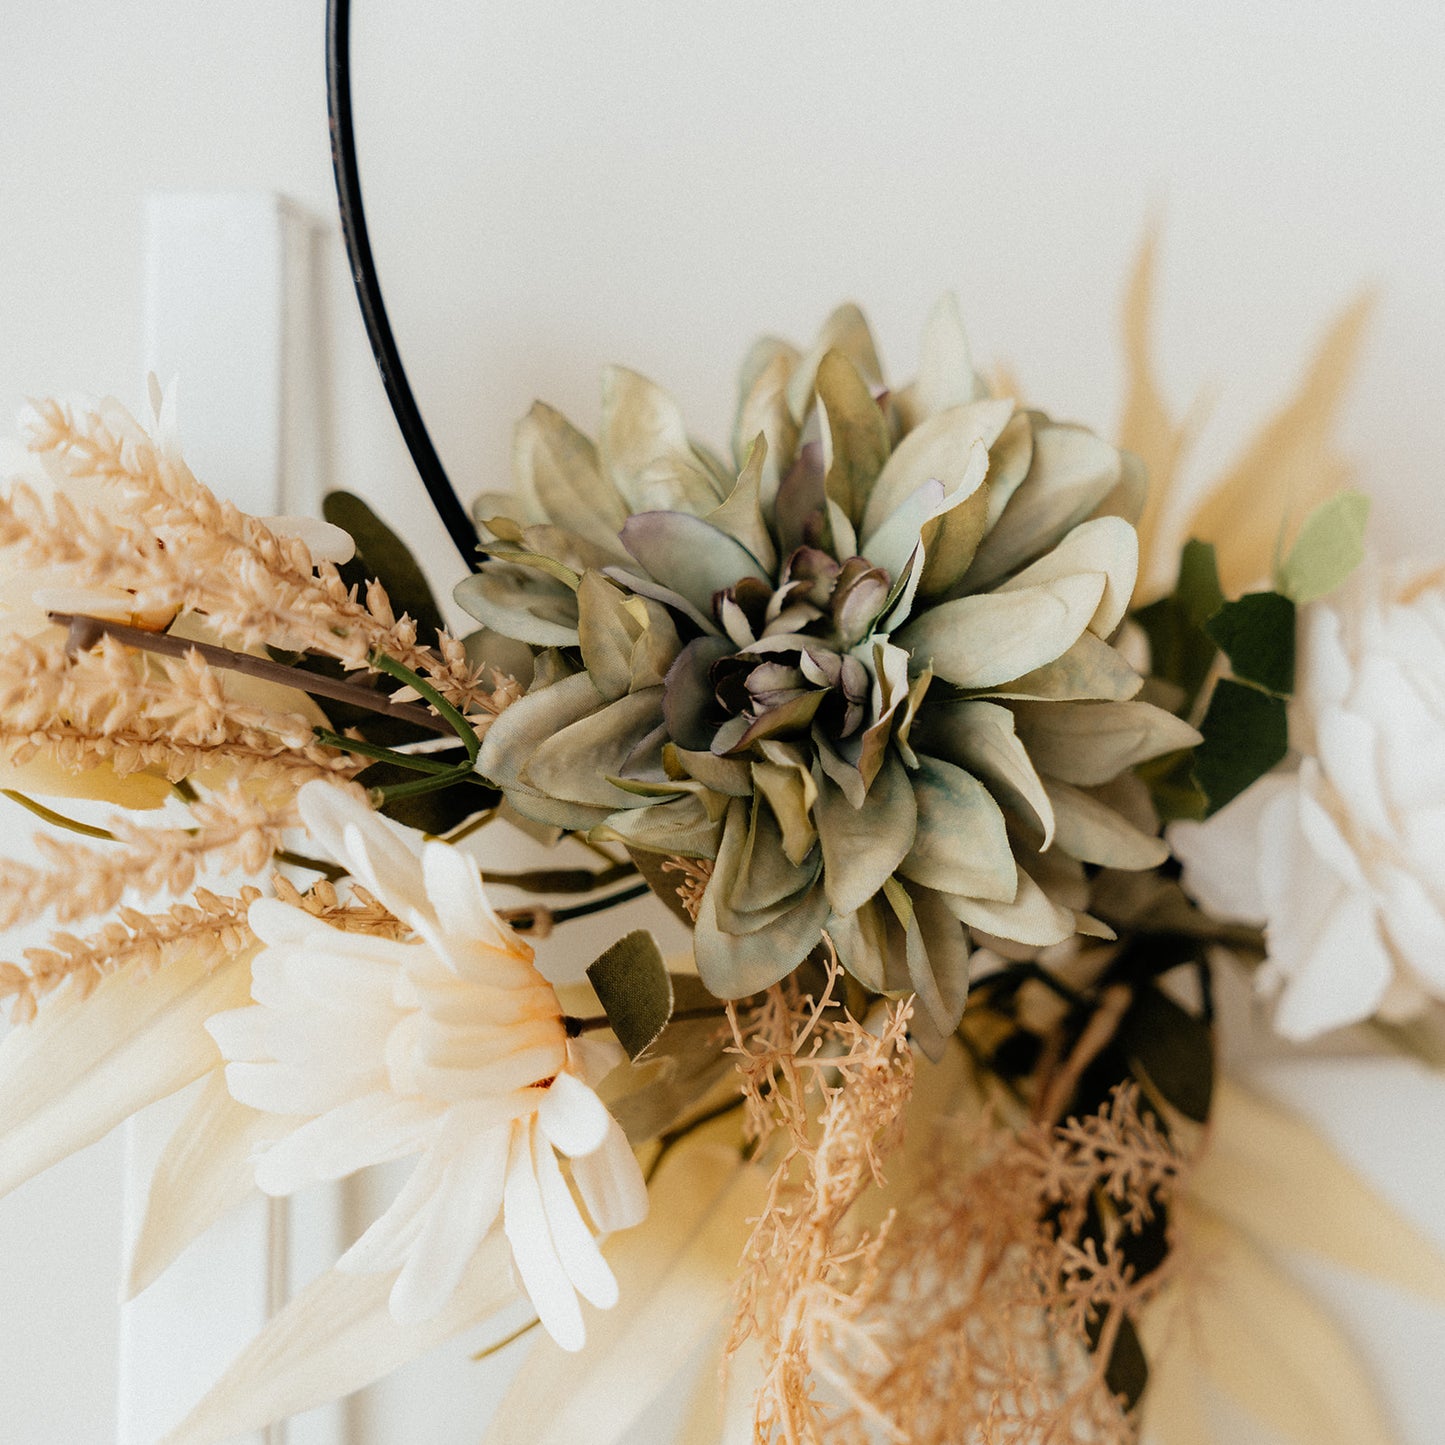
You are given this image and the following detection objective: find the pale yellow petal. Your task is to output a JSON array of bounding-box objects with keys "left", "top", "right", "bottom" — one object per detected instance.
[
  {"left": 483, "top": 1139, "right": 767, "bottom": 1445},
  {"left": 1135, "top": 1293, "right": 1214, "bottom": 1445},
  {"left": 0, "top": 751, "right": 172, "bottom": 808},
  {"left": 1180, "top": 1207, "right": 1395, "bottom": 1445},
  {"left": 1192, "top": 1079, "right": 1445, "bottom": 1300},
  {"left": 163, "top": 1233, "right": 514, "bottom": 1445},
  {"left": 1186, "top": 294, "right": 1373, "bottom": 596},
  {"left": 0, "top": 947, "right": 253, "bottom": 1200},
  {"left": 676, "top": 1334, "right": 762, "bottom": 1445},
  {"left": 126, "top": 1067, "right": 297, "bottom": 1298}
]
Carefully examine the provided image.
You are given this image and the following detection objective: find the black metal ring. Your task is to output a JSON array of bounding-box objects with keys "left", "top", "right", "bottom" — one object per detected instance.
[{"left": 325, "top": 0, "right": 482, "bottom": 572}]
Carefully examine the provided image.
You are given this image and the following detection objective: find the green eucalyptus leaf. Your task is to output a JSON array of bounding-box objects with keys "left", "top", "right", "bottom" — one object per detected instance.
[
  {"left": 322, "top": 491, "right": 447, "bottom": 642},
  {"left": 1192, "top": 678, "right": 1289, "bottom": 815},
  {"left": 1276, "top": 490, "right": 1370, "bottom": 604},
  {"left": 1097, "top": 1313, "right": 1149, "bottom": 1412},
  {"left": 1205, "top": 591, "right": 1297, "bottom": 697},
  {"left": 585, "top": 929, "right": 673, "bottom": 1061},
  {"left": 1133, "top": 539, "right": 1223, "bottom": 710}
]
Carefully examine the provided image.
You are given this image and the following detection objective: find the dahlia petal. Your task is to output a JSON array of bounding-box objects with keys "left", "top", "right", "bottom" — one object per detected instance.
[
  {"left": 339, "top": 1142, "right": 455, "bottom": 1275},
  {"left": 420, "top": 839, "right": 517, "bottom": 959},
  {"left": 572, "top": 1117, "right": 650, "bottom": 1235}
]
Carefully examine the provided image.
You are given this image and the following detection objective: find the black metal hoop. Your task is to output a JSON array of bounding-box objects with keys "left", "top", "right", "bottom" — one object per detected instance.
[{"left": 325, "top": 0, "right": 482, "bottom": 572}]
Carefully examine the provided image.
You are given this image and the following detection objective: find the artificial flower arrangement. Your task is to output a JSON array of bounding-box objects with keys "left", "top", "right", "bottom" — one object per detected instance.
[{"left": 2, "top": 236, "right": 1443, "bottom": 1445}]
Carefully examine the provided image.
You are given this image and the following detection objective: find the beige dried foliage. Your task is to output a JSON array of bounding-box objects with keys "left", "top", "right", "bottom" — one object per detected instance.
[
  {"left": 724, "top": 962, "right": 916, "bottom": 1444},
  {"left": 1116, "top": 228, "right": 1372, "bottom": 600},
  {"left": 0, "top": 872, "right": 410, "bottom": 1023},
  {"left": 1119, "top": 222, "right": 1199, "bottom": 602},
  {"left": 825, "top": 1083, "right": 1190, "bottom": 1445},
  {"left": 9, "top": 397, "right": 497, "bottom": 715},
  {"left": 0, "top": 785, "right": 295, "bottom": 935},
  {"left": 0, "top": 631, "right": 355, "bottom": 789}
]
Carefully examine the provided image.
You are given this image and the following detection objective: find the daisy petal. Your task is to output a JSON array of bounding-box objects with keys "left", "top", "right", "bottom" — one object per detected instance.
[
  {"left": 504, "top": 1121, "right": 586, "bottom": 1351},
  {"left": 536, "top": 1071, "right": 611, "bottom": 1158},
  {"left": 532, "top": 1125, "right": 618, "bottom": 1310}
]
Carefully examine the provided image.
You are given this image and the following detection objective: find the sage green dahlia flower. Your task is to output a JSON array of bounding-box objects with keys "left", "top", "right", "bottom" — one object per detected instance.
[{"left": 459, "top": 300, "right": 1197, "bottom": 1050}]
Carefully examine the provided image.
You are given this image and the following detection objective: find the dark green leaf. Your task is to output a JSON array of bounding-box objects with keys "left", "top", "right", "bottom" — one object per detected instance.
[
  {"left": 1205, "top": 591, "right": 1296, "bottom": 697},
  {"left": 601, "top": 974, "right": 733, "bottom": 1144},
  {"left": 1192, "top": 678, "right": 1288, "bottom": 815},
  {"left": 323, "top": 490, "right": 447, "bottom": 643},
  {"left": 1176, "top": 538, "right": 1224, "bottom": 627},
  {"left": 1134, "top": 748, "right": 1207, "bottom": 822},
  {"left": 586, "top": 929, "right": 673, "bottom": 1061},
  {"left": 1133, "top": 539, "right": 1224, "bottom": 714},
  {"left": 1120, "top": 982, "right": 1214, "bottom": 1123},
  {"left": 1097, "top": 1312, "right": 1149, "bottom": 1411}
]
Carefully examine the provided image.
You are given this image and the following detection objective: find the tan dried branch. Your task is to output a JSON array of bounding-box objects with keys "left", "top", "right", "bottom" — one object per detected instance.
[
  {"left": 11, "top": 399, "right": 507, "bottom": 719},
  {"left": 724, "top": 961, "right": 916, "bottom": 1444},
  {"left": 0, "top": 786, "right": 293, "bottom": 934},
  {"left": 825, "top": 1083, "right": 1191, "bottom": 1445},
  {"left": 0, "top": 871, "right": 411, "bottom": 1024},
  {"left": 0, "top": 631, "right": 357, "bottom": 789}
]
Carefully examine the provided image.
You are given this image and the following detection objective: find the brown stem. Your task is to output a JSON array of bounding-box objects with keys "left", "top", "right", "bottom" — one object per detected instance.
[
  {"left": 52, "top": 612, "right": 448, "bottom": 734},
  {"left": 1034, "top": 983, "right": 1135, "bottom": 1126}
]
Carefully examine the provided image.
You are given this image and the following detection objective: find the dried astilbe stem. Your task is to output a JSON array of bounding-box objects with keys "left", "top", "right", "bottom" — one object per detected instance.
[
  {"left": 826, "top": 1083, "right": 1191, "bottom": 1445},
  {"left": 8, "top": 397, "right": 505, "bottom": 718},
  {"left": 0, "top": 785, "right": 298, "bottom": 933},
  {"left": 0, "top": 871, "right": 411, "bottom": 1024},
  {"left": 724, "top": 957, "right": 916, "bottom": 1444},
  {"left": 0, "top": 630, "right": 360, "bottom": 789}
]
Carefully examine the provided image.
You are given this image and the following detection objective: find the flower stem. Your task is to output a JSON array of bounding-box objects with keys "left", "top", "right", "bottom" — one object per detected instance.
[
  {"left": 312, "top": 729, "right": 463, "bottom": 775},
  {"left": 1, "top": 789, "right": 118, "bottom": 841},
  {"left": 369, "top": 652, "right": 480, "bottom": 763},
  {"left": 3, "top": 788, "right": 341, "bottom": 882}
]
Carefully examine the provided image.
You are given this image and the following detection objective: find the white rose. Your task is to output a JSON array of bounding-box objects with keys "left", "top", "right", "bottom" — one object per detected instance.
[{"left": 1170, "top": 556, "right": 1445, "bottom": 1039}]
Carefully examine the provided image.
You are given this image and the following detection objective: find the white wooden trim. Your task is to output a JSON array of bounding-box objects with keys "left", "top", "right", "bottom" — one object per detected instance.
[{"left": 119, "top": 191, "right": 345, "bottom": 1445}]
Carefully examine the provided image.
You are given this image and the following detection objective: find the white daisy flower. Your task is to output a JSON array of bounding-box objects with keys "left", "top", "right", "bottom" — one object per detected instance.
[{"left": 206, "top": 780, "right": 648, "bottom": 1348}]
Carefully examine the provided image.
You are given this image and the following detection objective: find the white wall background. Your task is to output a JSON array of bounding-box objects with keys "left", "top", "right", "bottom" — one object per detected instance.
[{"left": 2, "top": 2, "right": 1444, "bottom": 1441}]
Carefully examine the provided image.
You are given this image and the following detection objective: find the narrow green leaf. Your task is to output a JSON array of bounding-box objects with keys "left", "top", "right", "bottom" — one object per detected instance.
[
  {"left": 1205, "top": 591, "right": 1297, "bottom": 697},
  {"left": 322, "top": 491, "right": 446, "bottom": 642},
  {"left": 585, "top": 930, "right": 673, "bottom": 1061},
  {"left": 1192, "top": 679, "right": 1288, "bottom": 815},
  {"left": 1276, "top": 490, "right": 1371, "bottom": 604}
]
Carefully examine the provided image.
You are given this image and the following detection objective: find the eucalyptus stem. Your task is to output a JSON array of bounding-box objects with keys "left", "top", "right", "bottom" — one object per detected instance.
[
  {"left": 369, "top": 652, "right": 480, "bottom": 762},
  {"left": 548, "top": 881, "right": 652, "bottom": 923},
  {"left": 312, "top": 729, "right": 462, "bottom": 775},
  {"left": 274, "top": 850, "right": 347, "bottom": 882},
  {"left": 50, "top": 612, "right": 448, "bottom": 733}
]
